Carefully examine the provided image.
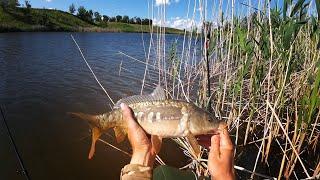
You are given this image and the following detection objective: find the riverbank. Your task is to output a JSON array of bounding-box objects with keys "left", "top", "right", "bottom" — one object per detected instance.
[{"left": 0, "top": 7, "right": 184, "bottom": 34}]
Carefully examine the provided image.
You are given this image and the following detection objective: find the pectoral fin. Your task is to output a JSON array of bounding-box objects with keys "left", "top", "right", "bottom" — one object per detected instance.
[
  {"left": 186, "top": 134, "right": 201, "bottom": 158},
  {"left": 88, "top": 127, "right": 102, "bottom": 159},
  {"left": 113, "top": 127, "right": 127, "bottom": 143}
]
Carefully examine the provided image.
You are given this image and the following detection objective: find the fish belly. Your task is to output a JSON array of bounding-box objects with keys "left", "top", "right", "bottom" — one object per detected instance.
[
  {"left": 132, "top": 103, "right": 190, "bottom": 137},
  {"left": 140, "top": 120, "right": 185, "bottom": 137}
]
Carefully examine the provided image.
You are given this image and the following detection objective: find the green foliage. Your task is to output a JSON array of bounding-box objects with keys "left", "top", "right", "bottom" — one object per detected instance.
[
  {"left": 25, "top": 0, "right": 30, "bottom": 8},
  {"left": 77, "top": 6, "right": 93, "bottom": 23},
  {"left": 290, "top": 0, "right": 307, "bottom": 17},
  {"left": 116, "top": 15, "right": 122, "bottom": 22},
  {"left": 122, "top": 15, "right": 129, "bottom": 23},
  {"left": 0, "top": 0, "right": 19, "bottom": 8},
  {"left": 94, "top": 11, "right": 101, "bottom": 22},
  {"left": 109, "top": 16, "right": 116, "bottom": 22},
  {"left": 283, "top": 0, "right": 292, "bottom": 19},
  {"left": 136, "top": 17, "right": 141, "bottom": 24},
  {"left": 0, "top": 6, "right": 182, "bottom": 33},
  {"left": 153, "top": 165, "right": 199, "bottom": 180},
  {"left": 316, "top": 0, "right": 320, "bottom": 21},
  {"left": 0, "top": 7, "right": 94, "bottom": 32},
  {"left": 102, "top": 15, "right": 109, "bottom": 22},
  {"left": 69, "top": 3, "right": 76, "bottom": 14},
  {"left": 298, "top": 65, "right": 320, "bottom": 128}
]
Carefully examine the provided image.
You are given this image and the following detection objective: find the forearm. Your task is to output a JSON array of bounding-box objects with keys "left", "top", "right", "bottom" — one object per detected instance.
[{"left": 211, "top": 174, "right": 235, "bottom": 180}]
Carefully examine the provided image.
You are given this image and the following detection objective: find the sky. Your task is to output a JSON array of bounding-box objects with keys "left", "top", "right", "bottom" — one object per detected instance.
[{"left": 17, "top": 0, "right": 287, "bottom": 30}]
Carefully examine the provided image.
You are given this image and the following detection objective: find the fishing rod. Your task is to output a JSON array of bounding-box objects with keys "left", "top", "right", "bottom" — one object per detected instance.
[{"left": 0, "top": 106, "right": 31, "bottom": 180}]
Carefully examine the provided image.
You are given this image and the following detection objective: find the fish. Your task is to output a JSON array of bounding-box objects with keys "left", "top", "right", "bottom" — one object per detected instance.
[{"left": 69, "top": 86, "right": 225, "bottom": 159}]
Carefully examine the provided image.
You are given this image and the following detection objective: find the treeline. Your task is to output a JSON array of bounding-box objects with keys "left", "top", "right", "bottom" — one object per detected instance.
[
  {"left": 0, "top": 0, "right": 31, "bottom": 9},
  {"left": 0, "top": 0, "right": 19, "bottom": 8},
  {"left": 69, "top": 4, "right": 152, "bottom": 25}
]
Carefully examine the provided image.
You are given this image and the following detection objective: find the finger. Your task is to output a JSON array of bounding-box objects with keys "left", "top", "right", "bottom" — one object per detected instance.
[
  {"left": 218, "top": 124, "right": 233, "bottom": 151},
  {"left": 209, "top": 135, "right": 220, "bottom": 158},
  {"left": 120, "top": 103, "right": 139, "bottom": 130}
]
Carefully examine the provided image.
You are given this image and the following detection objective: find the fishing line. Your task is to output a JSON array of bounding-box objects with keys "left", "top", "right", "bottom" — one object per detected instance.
[
  {"left": 70, "top": 34, "right": 115, "bottom": 105},
  {"left": 0, "top": 106, "right": 31, "bottom": 180}
]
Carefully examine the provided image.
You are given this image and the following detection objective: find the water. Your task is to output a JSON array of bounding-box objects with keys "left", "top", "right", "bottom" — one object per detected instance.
[{"left": 0, "top": 32, "right": 187, "bottom": 180}]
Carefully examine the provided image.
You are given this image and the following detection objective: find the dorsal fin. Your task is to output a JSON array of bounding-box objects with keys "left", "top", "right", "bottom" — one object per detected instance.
[{"left": 114, "top": 86, "right": 166, "bottom": 109}]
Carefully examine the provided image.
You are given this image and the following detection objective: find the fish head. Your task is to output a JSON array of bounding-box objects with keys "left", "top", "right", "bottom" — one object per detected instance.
[{"left": 188, "top": 107, "right": 224, "bottom": 135}]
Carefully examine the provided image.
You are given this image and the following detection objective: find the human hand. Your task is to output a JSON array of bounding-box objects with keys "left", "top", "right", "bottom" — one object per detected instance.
[
  {"left": 198, "top": 124, "right": 235, "bottom": 180},
  {"left": 120, "top": 103, "right": 161, "bottom": 167}
]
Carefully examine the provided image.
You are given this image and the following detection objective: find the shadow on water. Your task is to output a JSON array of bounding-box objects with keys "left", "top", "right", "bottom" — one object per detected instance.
[{"left": 0, "top": 32, "right": 188, "bottom": 180}]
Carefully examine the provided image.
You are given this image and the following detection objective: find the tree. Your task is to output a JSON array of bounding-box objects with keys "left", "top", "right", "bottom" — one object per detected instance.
[
  {"left": 0, "top": 0, "right": 8, "bottom": 7},
  {"left": 88, "top": 10, "right": 93, "bottom": 18},
  {"left": 94, "top": 12, "right": 102, "bottom": 22},
  {"left": 102, "top": 15, "right": 109, "bottom": 22},
  {"left": 115, "top": 15, "right": 122, "bottom": 22},
  {"left": 77, "top": 6, "right": 93, "bottom": 23},
  {"left": 129, "top": 18, "right": 135, "bottom": 24},
  {"left": 25, "top": 0, "right": 31, "bottom": 8},
  {"left": 9, "top": 0, "right": 19, "bottom": 7},
  {"left": 135, "top": 17, "right": 141, "bottom": 24},
  {"left": 69, "top": 3, "right": 76, "bottom": 14},
  {"left": 23, "top": 0, "right": 31, "bottom": 14},
  {"left": 122, "top": 15, "right": 129, "bottom": 23},
  {"left": 109, "top": 17, "right": 116, "bottom": 22},
  {"left": 141, "top": 18, "right": 151, "bottom": 25},
  {"left": 1, "top": 0, "right": 19, "bottom": 8},
  {"left": 77, "top": 6, "right": 87, "bottom": 20}
]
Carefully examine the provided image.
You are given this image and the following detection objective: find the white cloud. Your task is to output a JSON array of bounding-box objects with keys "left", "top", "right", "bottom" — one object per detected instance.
[
  {"left": 153, "top": 17, "right": 202, "bottom": 30},
  {"left": 155, "top": 0, "right": 180, "bottom": 6},
  {"left": 45, "top": 0, "right": 52, "bottom": 2},
  {"left": 155, "top": 0, "right": 170, "bottom": 6}
]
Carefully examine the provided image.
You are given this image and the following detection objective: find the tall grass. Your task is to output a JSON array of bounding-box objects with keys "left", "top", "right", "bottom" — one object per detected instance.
[{"left": 117, "top": 0, "right": 320, "bottom": 179}]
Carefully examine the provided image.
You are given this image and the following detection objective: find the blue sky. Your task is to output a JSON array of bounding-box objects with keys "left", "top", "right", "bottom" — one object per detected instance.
[
  {"left": 19, "top": 0, "right": 192, "bottom": 18},
  {"left": 18, "top": 0, "right": 286, "bottom": 29}
]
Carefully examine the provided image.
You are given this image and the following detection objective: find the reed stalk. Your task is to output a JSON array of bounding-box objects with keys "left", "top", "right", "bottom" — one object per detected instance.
[{"left": 116, "top": 0, "right": 320, "bottom": 179}]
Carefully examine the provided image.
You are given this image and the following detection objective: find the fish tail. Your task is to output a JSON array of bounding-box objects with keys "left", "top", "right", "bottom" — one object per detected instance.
[
  {"left": 68, "top": 111, "right": 127, "bottom": 159},
  {"left": 68, "top": 112, "right": 100, "bottom": 126},
  {"left": 68, "top": 112, "right": 103, "bottom": 159}
]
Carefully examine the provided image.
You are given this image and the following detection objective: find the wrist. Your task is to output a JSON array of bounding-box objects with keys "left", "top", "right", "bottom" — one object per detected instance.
[
  {"left": 130, "top": 149, "right": 155, "bottom": 167},
  {"left": 211, "top": 173, "right": 235, "bottom": 180}
]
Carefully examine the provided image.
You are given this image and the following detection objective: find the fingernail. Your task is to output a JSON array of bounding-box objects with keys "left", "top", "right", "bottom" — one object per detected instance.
[{"left": 120, "top": 103, "right": 125, "bottom": 109}]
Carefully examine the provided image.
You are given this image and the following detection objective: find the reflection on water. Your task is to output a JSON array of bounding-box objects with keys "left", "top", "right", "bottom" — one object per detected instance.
[{"left": 0, "top": 32, "right": 188, "bottom": 180}]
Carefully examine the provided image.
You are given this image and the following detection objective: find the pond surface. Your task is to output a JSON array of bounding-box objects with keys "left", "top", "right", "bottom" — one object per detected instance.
[{"left": 0, "top": 32, "right": 188, "bottom": 180}]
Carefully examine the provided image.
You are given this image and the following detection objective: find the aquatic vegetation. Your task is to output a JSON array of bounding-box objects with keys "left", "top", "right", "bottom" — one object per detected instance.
[{"left": 118, "top": 0, "right": 319, "bottom": 179}]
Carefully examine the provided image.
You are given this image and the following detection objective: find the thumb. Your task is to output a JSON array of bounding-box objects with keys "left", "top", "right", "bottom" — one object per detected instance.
[{"left": 120, "top": 103, "right": 138, "bottom": 129}]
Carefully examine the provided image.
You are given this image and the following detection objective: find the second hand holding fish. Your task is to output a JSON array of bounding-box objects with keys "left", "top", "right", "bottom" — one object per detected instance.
[{"left": 197, "top": 125, "right": 235, "bottom": 180}]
